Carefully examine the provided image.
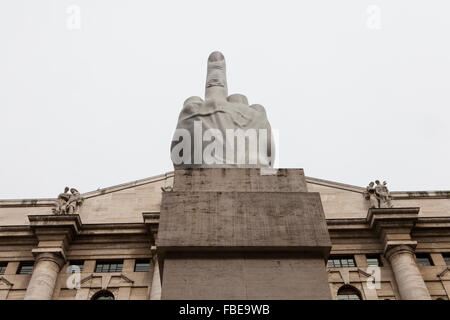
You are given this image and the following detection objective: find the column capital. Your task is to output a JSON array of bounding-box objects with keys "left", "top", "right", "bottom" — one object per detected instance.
[
  {"left": 33, "top": 251, "right": 66, "bottom": 269},
  {"left": 385, "top": 244, "right": 416, "bottom": 260},
  {"left": 28, "top": 214, "right": 82, "bottom": 261},
  {"left": 367, "top": 207, "right": 420, "bottom": 230},
  {"left": 366, "top": 207, "right": 420, "bottom": 254}
]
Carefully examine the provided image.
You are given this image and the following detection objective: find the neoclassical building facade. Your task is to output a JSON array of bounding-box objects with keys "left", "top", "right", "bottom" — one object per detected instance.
[{"left": 0, "top": 171, "right": 449, "bottom": 300}]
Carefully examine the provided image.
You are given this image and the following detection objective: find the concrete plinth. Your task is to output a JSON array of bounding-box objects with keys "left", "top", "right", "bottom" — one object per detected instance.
[
  {"left": 157, "top": 168, "right": 332, "bottom": 299},
  {"left": 161, "top": 252, "right": 329, "bottom": 300}
]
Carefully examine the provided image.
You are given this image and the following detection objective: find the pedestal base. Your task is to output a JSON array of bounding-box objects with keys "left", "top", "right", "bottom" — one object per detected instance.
[
  {"left": 161, "top": 252, "right": 330, "bottom": 300},
  {"left": 157, "top": 168, "right": 332, "bottom": 300}
]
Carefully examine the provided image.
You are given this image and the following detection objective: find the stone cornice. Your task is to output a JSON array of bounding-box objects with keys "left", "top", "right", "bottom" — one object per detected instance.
[
  {"left": 2, "top": 172, "right": 449, "bottom": 205},
  {"left": 0, "top": 225, "right": 34, "bottom": 237},
  {"left": 0, "top": 172, "right": 174, "bottom": 205},
  {"left": 81, "top": 172, "right": 174, "bottom": 199},
  {"left": 367, "top": 207, "right": 420, "bottom": 229},
  {"left": 2, "top": 215, "right": 450, "bottom": 237},
  {"left": 391, "top": 191, "right": 450, "bottom": 199},
  {"left": 28, "top": 214, "right": 83, "bottom": 261},
  {"left": 414, "top": 217, "right": 450, "bottom": 228},
  {"left": 28, "top": 214, "right": 82, "bottom": 234},
  {"left": 79, "top": 223, "right": 148, "bottom": 235},
  {"left": 305, "top": 176, "right": 366, "bottom": 193},
  {"left": 366, "top": 208, "right": 420, "bottom": 254},
  {"left": 327, "top": 212, "right": 450, "bottom": 244},
  {"left": 0, "top": 199, "right": 54, "bottom": 207},
  {"left": 328, "top": 216, "right": 450, "bottom": 228},
  {"left": 327, "top": 218, "right": 368, "bottom": 230}
]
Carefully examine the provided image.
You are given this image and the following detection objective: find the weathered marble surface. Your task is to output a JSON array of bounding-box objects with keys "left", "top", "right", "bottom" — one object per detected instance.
[{"left": 171, "top": 52, "right": 273, "bottom": 168}]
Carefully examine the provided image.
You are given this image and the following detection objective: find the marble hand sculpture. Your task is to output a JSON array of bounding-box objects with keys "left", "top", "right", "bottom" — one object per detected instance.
[{"left": 171, "top": 51, "right": 274, "bottom": 168}]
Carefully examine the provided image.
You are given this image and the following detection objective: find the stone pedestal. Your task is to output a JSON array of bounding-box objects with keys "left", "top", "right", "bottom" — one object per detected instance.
[
  {"left": 157, "top": 168, "right": 332, "bottom": 299},
  {"left": 367, "top": 208, "right": 431, "bottom": 300},
  {"left": 24, "top": 214, "right": 81, "bottom": 300}
]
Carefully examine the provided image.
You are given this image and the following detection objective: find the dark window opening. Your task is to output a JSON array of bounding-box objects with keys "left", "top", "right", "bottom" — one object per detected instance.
[
  {"left": 17, "top": 261, "right": 34, "bottom": 275},
  {"left": 416, "top": 254, "right": 433, "bottom": 266},
  {"left": 95, "top": 260, "right": 123, "bottom": 273},
  {"left": 68, "top": 260, "right": 84, "bottom": 273},
  {"left": 337, "top": 285, "right": 362, "bottom": 300},
  {"left": 92, "top": 290, "right": 115, "bottom": 300},
  {"left": 327, "top": 256, "right": 356, "bottom": 268},
  {"left": 134, "top": 259, "right": 151, "bottom": 272},
  {"left": 366, "top": 255, "right": 382, "bottom": 267},
  {"left": 0, "top": 262, "right": 7, "bottom": 275}
]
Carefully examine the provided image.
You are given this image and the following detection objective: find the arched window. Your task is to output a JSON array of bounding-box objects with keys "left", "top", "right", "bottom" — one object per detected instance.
[
  {"left": 337, "top": 285, "right": 362, "bottom": 300},
  {"left": 92, "top": 290, "right": 115, "bottom": 300}
]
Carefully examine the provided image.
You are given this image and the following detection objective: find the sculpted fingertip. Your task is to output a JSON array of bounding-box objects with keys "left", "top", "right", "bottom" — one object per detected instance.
[
  {"left": 208, "top": 51, "right": 225, "bottom": 62},
  {"left": 249, "top": 104, "right": 266, "bottom": 113},
  {"left": 183, "top": 96, "right": 203, "bottom": 106},
  {"left": 227, "top": 94, "right": 249, "bottom": 105}
]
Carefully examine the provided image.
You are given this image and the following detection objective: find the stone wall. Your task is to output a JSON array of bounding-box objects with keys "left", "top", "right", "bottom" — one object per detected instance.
[{"left": 0, "top": 172, "right": 449, "bottom": 300}]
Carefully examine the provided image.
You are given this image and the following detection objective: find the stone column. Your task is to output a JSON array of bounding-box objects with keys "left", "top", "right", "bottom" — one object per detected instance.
[
  {"left": 24, "top": 252, "right": 65, "bottom": 300},
  {"left": 367, "top": 207, "right": 431, "bottom": 300},
  {"left": 25, "top": 214, "right": 82, "bottom": 300},
  {"left": 385, "top": 245, "right": 431, "bottom": 300}
]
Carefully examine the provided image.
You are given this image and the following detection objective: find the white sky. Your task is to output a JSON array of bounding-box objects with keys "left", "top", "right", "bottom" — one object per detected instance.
[{"left": 1, "top": 0, "right": 449, "bottom": 199}]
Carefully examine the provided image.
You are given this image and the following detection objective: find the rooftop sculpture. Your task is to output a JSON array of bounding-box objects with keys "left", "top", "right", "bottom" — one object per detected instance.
[
  {"left": 365, "top": 180, "right": 393, "bottom": 208},
  {"left": 52, "top": 187, "right": 83, "bottom": 215}
]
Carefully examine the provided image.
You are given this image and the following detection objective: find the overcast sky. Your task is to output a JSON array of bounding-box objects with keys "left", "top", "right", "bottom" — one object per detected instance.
[{"left": 1, "top": 0, "right": 449, "bottom": 199}]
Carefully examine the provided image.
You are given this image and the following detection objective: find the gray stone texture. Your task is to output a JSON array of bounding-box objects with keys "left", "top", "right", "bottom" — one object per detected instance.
[
  {"left": 158, "top": 168, "right": 332, "bottom": 299},
  {"left": 1, "top": 169, "right": 450, "bottom": 299},
  {"left": 171, "top": 52, "right": 273, "bottom": 168},
  {"left": 24, "top": 252, "right": 64, "bottom": 300},
  {"left": 161, "top": 252, "right": 330, "bottom": 300},
  {"left": 158, "top": 191, "right": 330, "bottom": 254},
  {"left": 386, "top": 245, "right": 431, "bottom": 300},
  {"left": 173, "top": 168, "right": 307, "bottom": 192}
]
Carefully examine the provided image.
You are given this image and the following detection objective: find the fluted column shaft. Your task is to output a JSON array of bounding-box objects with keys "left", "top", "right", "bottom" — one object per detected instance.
[
  {"left": 24, "top": 252, "right": 65, "bottom": 300},
  {"left": 386, "top": 245, "right": 431, "bottom": 300}
]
